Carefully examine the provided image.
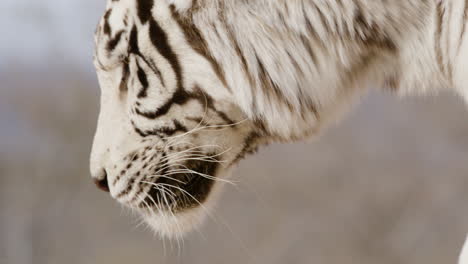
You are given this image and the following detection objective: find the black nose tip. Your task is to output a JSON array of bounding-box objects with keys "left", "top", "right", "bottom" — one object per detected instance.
[{"left": 94, "top": 170, "right": 110, "bottom": 193}]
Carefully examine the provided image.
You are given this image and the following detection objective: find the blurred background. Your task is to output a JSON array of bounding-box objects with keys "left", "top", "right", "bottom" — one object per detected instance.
[{"left": 1, "top": 1, "right": 468, "bottom": 264}]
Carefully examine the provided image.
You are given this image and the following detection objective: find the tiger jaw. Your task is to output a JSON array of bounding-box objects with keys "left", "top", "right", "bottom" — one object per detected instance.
[
  {"left": 138, "top": 157, "right": 221, "bottom": 212},
  {"left": 105, "top": 144, "right": 235, "bottom": 235},
  {"left": 103, "top": 136, "right": 240, "bottom": 206},
  {"left": 110, "top": 157, "right": 219, "bottom": 209},
  {"left": 139, "top": 160, "right": 230, "bottom": 237}
]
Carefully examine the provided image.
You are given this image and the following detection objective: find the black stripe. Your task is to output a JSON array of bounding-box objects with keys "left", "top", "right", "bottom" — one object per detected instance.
[
  {"left": 107, "top": 30, "right": 125, "bottom": 52},
  {"left": 255, "top": 55, "right": 294, "bottom": 112},
  {"left": 435, "top": 2, "right": 447, "bottom": 76},
  {"left": 353, "top": 9, "right": 397, "bottom": 51},
  {"left": 170, "top": 5, "right": 231, "bottom": 92},
  {"left": 128, "top": 26, "right": 140, "bottom": 54},
  {"left": 136, "top": 61, "right": 149, "bottom": 98},
  {"left": 163, "top": 119, "right": 188, "bottom": 136},
  {"left": 135, "top": 85, "right": 236, "bottom": 128},
  {"left": 137, "top": 0, "right": 154, "bottom": 24},
  {"left": 231, "top": 132, "right": 260, "bottom": 165},
  {"left": 135, "top": 89, "right": 190, "bottom": 119},
  {"left": 223, "top": 20, "right": 255, "bottom": 90},
  {"left": 132, "top": 120, "right": 148, "bottom": 137},
  {"left": 130, "top": 19, "right": 186, "bottom": 120},
  {"left": 139, "top": 56, "right": 165, "bottom": 87},
  {"left": 119, "top": 63, "right": 129, "bottom": 93},
  {"left": 128, "top": 25, "right": 166, "bottom": 88},
  {"left": 145, "top": 119, "right": 188, "bottom": 137},
  {"left": 103, "top": 9, "right": 112, "bottom": 36},
  {"left": 128, "top": 170, "right": 151, "bottom": 205},
  {"left": 149, "top": 19, "right": 183, "bottom": 91}
]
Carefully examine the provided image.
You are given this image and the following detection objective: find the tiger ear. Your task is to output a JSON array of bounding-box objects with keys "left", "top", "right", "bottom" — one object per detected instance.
[{"left": 165, "top": 0, "right": 193, "bottom": 12}]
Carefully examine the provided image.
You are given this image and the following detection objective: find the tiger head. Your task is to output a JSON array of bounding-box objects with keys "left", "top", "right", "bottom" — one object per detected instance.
[{"left": 90, "top": 0, "right": 266, "bottom": 237}]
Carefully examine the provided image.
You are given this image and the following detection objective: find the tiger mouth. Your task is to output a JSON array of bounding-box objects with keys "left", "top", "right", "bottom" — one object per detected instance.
[{"left": 142, "top": 158, "right": 219, "bottom": 211}]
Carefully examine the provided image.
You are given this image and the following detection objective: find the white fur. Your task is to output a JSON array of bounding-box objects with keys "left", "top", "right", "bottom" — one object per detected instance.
[
  {"left": 91, "top": 0, "right": 468, "bottom": 237},
  {"left": 460, "top": 236, "right": 468, "bottom": 264},
  {"left": 166, "top": 0, "right": 468, "bottom": 138}
]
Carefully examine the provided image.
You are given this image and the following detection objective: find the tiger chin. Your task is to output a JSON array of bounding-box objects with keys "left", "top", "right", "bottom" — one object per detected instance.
[{"left": 90, "top": 0, "right": 468, "bottom": 238}]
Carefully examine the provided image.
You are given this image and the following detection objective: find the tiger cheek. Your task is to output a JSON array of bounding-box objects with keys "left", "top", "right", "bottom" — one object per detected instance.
[{"left": 91, "top": 0, "right": 265, "bottom": 237}]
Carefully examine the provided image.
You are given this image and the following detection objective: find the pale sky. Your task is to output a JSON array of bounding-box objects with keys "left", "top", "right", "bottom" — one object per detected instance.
[{"left": 0, "top": 0, "right": 106, "bottom": 69}]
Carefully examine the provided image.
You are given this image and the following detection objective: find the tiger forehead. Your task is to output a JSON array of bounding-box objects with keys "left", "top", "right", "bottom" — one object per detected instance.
[
  {"left": 98, "top": 3, "right": 132, "bottom": 37},
  {"left": 94, "top": 1, "right": 136, "bottom": 69}
]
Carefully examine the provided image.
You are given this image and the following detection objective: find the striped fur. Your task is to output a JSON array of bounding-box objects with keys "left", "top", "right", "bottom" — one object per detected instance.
[{"left": 90, "top": 0, "right": 468, "bottom": 237}]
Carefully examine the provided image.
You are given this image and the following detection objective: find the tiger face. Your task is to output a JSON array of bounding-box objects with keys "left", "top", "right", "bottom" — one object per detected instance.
[{"left": 90, "top": 0, "right": 262, "bottom": 237}]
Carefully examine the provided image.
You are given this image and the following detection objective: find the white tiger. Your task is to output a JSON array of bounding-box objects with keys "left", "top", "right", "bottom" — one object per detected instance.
[{"left": 90, "top": 0, "right": 468, "bottom": 238}]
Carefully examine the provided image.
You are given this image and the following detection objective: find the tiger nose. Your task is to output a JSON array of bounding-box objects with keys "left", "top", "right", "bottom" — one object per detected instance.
[{"left": 93, "top": 169, "right": 110, "bottom": 193}]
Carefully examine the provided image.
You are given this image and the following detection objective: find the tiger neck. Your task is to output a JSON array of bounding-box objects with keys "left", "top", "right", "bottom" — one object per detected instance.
[{"left": 169, "top": 0, "right": 461, "bottom": 142}]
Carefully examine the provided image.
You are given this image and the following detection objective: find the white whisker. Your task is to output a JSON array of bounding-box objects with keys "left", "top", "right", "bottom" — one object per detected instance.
[
  {"left": 162, "top": 166, "right": 237, "bottom": 185},
  {"left": 165, "top": 118, "right": 249, "bottom": 146},
  {"left": 151, "top": 148, "right": 232, "bottom": 177},
  {"left": 147, "top": 166, "right": 237, "bottom": 185}
]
